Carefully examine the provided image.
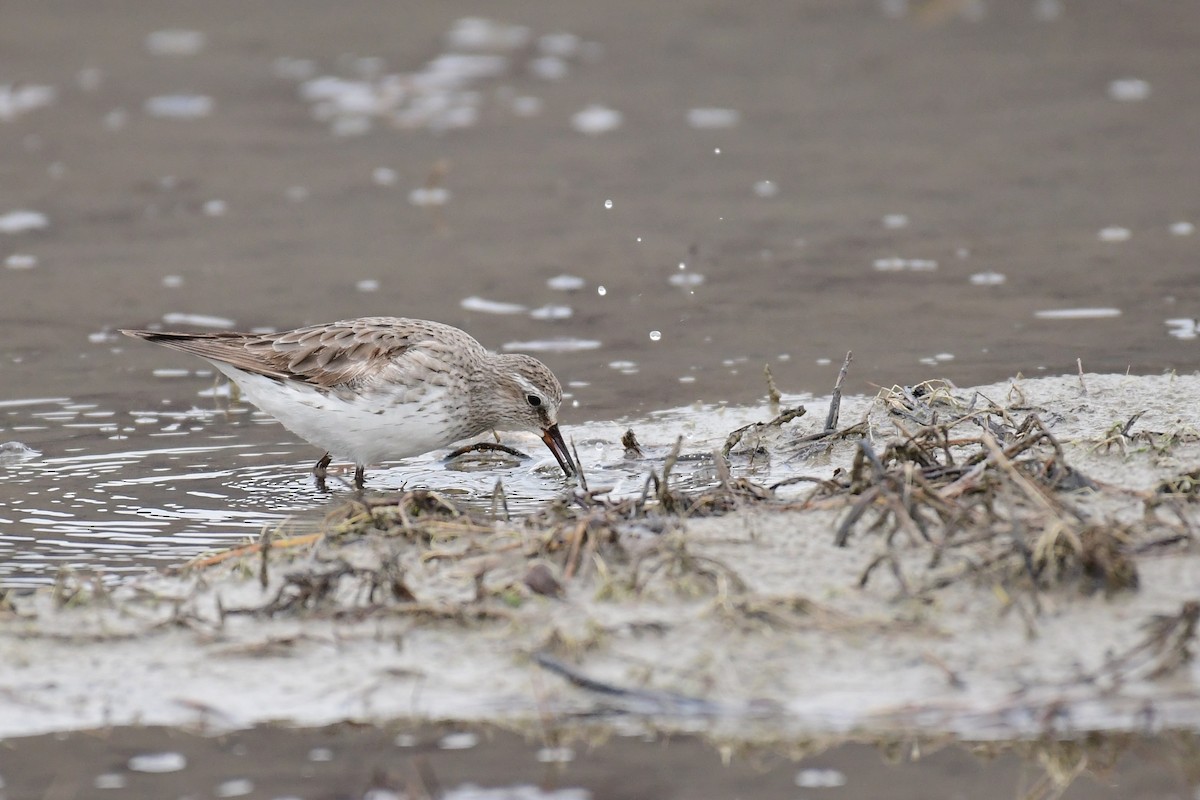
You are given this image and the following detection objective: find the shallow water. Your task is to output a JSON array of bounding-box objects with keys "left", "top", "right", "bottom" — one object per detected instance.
[
  {"left": 0, "top": 723, "right": 1193, "bottom": 800},
  {"left": 0, "top": 383, "right": 827, "bottom": 586}
]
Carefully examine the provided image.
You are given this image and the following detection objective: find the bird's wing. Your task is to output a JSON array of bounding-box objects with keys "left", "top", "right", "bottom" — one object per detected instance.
[{"left": 123, "top": 318, "right": 475, "bottom": 389}]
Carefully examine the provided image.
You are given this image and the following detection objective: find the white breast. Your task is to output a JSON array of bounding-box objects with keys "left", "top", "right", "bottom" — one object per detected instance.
[{"left": 212, "top": 364, "right": 464, "bottom": 465}]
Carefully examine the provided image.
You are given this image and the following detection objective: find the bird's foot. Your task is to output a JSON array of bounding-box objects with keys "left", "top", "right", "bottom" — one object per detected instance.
[{"left": 313, "top": 452, "right": 332, "bottom": 492}]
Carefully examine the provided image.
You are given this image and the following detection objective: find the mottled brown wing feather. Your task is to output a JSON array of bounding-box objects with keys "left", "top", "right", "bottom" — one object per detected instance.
[{"left": 122, "top": 318, "right": 440, "bottom": 389}]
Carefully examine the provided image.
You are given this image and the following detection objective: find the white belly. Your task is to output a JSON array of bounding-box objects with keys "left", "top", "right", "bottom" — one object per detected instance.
[{"left": 214, "top": 365, "right": 463, "bottom": 465}]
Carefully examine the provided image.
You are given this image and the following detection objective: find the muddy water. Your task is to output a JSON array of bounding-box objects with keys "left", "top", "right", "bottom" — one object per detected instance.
[{"left": 0, "top": 724, "right": 1193, "bottom": 800}]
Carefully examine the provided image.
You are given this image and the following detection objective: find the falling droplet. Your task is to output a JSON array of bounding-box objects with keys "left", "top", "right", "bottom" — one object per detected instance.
[
  {"left": 597, "top": 285, "right": 607, "bottom": 296},
  {"left": 604, "top": 199, "right": 613, "bottom": 209},
  {"left": 649, "top": 330, "right": 662, "bottom": 341}
]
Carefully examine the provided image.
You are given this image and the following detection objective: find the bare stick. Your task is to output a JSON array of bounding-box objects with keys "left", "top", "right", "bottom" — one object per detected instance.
[
  {"left": 825, "top": 351, "right": 853, "bottom": 432},
  {"left": 764, "top": 364, "right": 782, "bottom": 408},
  {"left": 571, "top": 438, "right": 589, "bottom": 493}
]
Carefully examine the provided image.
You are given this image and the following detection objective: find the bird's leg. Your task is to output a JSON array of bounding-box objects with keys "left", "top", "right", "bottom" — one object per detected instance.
[
  {"left": 313, "top": 452, "right": 332, "bottom": 492},
  {"left": 354, "top": 465, "right": 366, "bottom": 491}
]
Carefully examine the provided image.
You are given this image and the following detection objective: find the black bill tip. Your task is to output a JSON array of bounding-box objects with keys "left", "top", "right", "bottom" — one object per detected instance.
[{"left": 541, "top": 424, "right": 576, "bottom": 477}]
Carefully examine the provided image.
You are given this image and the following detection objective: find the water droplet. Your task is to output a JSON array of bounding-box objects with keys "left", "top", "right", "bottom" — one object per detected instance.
[
  {"left": 649, "top": 330, "right": 662, "bottom": 341},
  {"left": 597, "top": 285, "right": 607, "bottom": 296},
  {"left": 604, "top": 199, "right": 612, "bottom": 209},
  {"left": 678, "top": 262, "right": 687, "bottom": 270},
  {"left": 372, "top": 167, "right": 397, "bottom": 186},
  {"left": 882, "top": 213, "right": 909, "bottom": 229},
  {"left": 636, "top": 236, "right": 642, "bottom": 242},
  {"left": 713, "top": 147, "right": 722, "bottom": 154},
  {"left": 1169, "top": 221, "right": 1194, "bottom": 236},
  {"left": 1098, "top": 226, "right": 1131, "bottom": 242}
]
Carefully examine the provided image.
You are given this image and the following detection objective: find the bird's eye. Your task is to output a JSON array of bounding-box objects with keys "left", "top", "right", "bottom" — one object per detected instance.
[{"left": 526, "top": 394, "right": 542, "bottom": 407}]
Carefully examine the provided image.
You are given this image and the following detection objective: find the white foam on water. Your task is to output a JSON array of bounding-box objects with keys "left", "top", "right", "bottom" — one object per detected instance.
[
  {"left": 161, "top": 312, "right": 236, "bottom": 328},
  {"left": 546, "top": 274, "right": 585, "bottom": 291},
  {"left": 873, "top": 257, "right": 937, "bottom": 272},
  {"left": 128, "top": 752, "right": 187, "bottom": 773},
  {"left": 409, "top": 187, "right": 450, "bottom": 206},
  {"left": 460, "top": 296, "right": 527, "bottom": 315},
  {"left": 529, "top": 304, "right": 573, "bottom": 320},
  {"left": 502, "top": 338, "right": 601, "bottom": 353},
  {"left": 1034, "top": 308, "right": 1122, "bottom": 320},
  {"left": 4, "top": 254, "right": 37, "bottom": 269},
  {"left": 753, "top": 180, "right": 778, "bottom": 198},
  {"left": 668, "top": 272, "right": 705, "bottom": 287},
  {"left": 144, "top": 94, "right": 214, "bottom": 119},
  {"left": 144, "top": 29, "right": 206, "bottom": 56},
  {"left": 0, "top": 84, "right": 56, "bottom": 121},
  {"left": 969, "top": 271, "right": 1006, "bottom": 286},
  {"left": 570, "top": 104, "right": 622, "bottom": 135},
  {"left": 1108, "top": 78, "right": 1150, "bottom": 102},
  {"left": 686, "top": 107, "right": 740, "bottom": 129},
  {"left": 0, "top": 210, "right": 49, "bottom": 234}
]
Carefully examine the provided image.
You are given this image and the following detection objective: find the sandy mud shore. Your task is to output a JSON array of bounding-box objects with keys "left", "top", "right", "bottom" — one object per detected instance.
[{"left": 3, "top": 373, "right": 1199, "bottom": 744}]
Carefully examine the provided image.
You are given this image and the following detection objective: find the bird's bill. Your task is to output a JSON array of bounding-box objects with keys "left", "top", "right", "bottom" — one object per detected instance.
[{"left": 541, "top": 424, "right": 576, "bottom": 477}]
